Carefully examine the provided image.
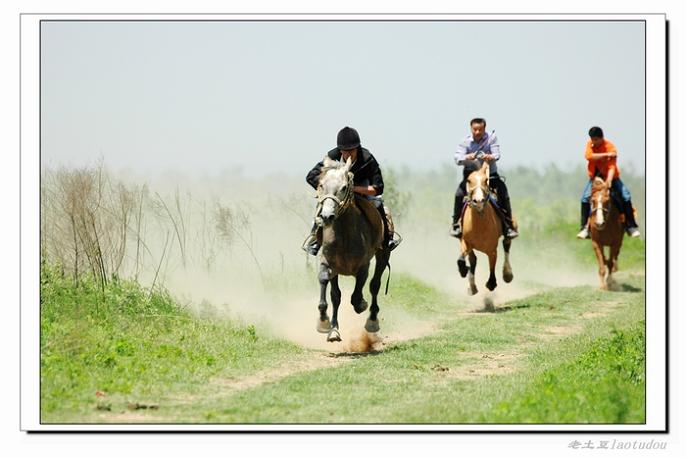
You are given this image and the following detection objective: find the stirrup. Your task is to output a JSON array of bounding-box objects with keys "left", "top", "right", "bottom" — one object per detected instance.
[
  {"left": 301, "top": 235, "right": 320, "bottom": 256},
  {"left": 626, "top": 227, "right": 641, "bottom": 238},
  {"left": 576, "top": 227, "right": 590, "bottom": 239},
  {"left": 387, "top": 232, "right": 403, "bottom": 251},
  {"left": 505, "top": 228, "right": 519, "bottom": 239}
]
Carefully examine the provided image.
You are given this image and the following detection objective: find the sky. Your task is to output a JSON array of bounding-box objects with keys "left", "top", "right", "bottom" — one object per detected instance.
[{"left": 40, "top": 20, "right": 646, "bottom": 177}]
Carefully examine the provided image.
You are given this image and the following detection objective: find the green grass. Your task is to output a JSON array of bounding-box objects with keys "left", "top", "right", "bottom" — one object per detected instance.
[
  {"left": 147, "top": 275, "right": 645, "bottom": 424},
  {"left": 41, "top": 244, "right": 646, "bottom": 424},
  {"left": 487, "top": 322, "right": 645, "bottom": 423},
  {"left": 40, "top": 265, "right": 303, "bottom": 422}
]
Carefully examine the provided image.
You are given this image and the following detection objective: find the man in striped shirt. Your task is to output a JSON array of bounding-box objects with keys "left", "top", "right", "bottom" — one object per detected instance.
[{"left": 450, "top": 118, "right": 519, "bottom": 239}]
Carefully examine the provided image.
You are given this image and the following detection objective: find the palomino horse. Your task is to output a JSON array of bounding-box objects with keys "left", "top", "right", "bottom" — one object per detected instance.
[
  {"left": 457, "top": 161, "right": 515, "bottom": 296},
  {"left": 314, "top": 156, "right": 391, "bottom": 342},
  {"left": 589, "top": 177, "right": 624, "bottom": 290}
]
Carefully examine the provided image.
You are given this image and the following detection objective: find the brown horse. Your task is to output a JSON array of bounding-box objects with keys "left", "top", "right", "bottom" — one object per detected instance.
[
  {"left": 457, "top": 162, "right": 515, "bottom": 296},
  {"left": 314, "top": 156, "right": 391, "bottom": 342},
  {"left": 588, "top": 177, "right": 624, "bottom": 290}
]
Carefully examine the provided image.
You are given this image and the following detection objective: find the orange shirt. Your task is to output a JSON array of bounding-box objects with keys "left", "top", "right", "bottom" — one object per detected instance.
[{"left": 585, "top": 139, "right": 620, "bottom": 179}]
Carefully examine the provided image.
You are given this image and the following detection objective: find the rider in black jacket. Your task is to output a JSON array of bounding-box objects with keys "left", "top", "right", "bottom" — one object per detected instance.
[{"left": 302, "top": 126, "right": 400, "bottom": 255}]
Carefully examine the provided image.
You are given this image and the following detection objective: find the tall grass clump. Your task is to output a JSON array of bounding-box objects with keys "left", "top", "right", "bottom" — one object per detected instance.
[{"left": 41, "top": 165, "right": 139, "bottom": 290}]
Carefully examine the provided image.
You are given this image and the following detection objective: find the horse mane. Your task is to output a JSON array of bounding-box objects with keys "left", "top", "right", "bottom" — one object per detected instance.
[
  {"left": 318, "top": 157, "right": 347, "bottom": 181},
  {"left": 591, "top": 176, "right": 607, "bottom": 193}
]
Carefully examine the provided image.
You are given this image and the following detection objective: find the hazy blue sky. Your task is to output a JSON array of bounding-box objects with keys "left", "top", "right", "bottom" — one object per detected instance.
[{"left": 41, "top": 20, "right": 645, "bottom": 177}]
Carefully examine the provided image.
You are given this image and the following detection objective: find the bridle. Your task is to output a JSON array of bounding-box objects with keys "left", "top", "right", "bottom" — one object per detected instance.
[
  {"left": 466, "top": 176, "right": 491, "bottom": 210},
  {"left": 590, "top": 186, "right": 612, "bottom": 230},
  {"left": 317, "top": 171, "right": 355, "bottom": 218},
  {"left": 590, "top": 188, "right": 611, "bottom": 216}
]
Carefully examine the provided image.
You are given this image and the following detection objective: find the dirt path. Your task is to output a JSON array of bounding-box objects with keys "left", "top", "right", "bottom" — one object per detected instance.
[{"left": 95, "top": 297, "right": 625, "bottom": 422}]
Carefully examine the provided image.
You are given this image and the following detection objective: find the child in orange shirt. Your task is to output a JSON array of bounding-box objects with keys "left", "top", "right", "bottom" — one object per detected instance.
[{"left": 576, "top": 126, "right": 640, "bottom": 239}]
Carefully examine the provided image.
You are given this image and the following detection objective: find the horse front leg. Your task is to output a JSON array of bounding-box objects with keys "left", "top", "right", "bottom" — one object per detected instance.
[
  {"left": 607, "top": 243, "right": 621, "bottom": 290},
  {"left": 592, "top": 241, "right": 608, "bottom": 290},
  {"left": 327, "top": 275, "right": 342, "bottom": 342},
  {"left": 485, "top": 250, "right": 498, "bottom": 291},
  {"left": 610, "top": 241, "right": 621, "bottom": 274},
  {"left": 457, "top": 239, "right": 469, "bottom": 278},
  {"left": 502, "top": 237, "right": 514, "bottom": 283},
  {"left": 467, "top": 251, "right": 478, "bottom": 296},
  {"left": 366, "top": 253, "right": 388, "bottom": 333},
  {"left": 351, "top": 263, "right": 370, "bottom": 314},
  {"left": 316, "top": 262, "right": 332, "bottom": 333}
]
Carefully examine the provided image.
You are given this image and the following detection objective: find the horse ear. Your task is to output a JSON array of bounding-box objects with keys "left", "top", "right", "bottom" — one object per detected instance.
[
  {"left": 344, "top": 156, "right": 352, "bottom": 171},
  {"left": 481, "top": 161, "right": 490, "bottom": 176}
]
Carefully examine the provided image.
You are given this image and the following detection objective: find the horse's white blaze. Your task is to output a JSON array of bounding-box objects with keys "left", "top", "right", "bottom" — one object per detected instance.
[
  {"left": 321, "top": 200, "right": 336, "bottom": 219},
  {"left": 595, "top": 194, "right": 604, "bottom": 226},
  {"left": 474, "top": 175, "right": 484, "bottom": 202}
]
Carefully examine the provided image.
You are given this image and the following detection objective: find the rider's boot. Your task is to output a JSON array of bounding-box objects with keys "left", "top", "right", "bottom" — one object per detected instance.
[
  {"left": 500, "top": 198, "right": 519, "bottom": 239},
  {"left": 623, "top": 200, "right": 641, "bottom": 238},
  {"left": 301, "top": 221, "right": 321, "bottom": 256},
  {"left": 576, "top": 202, "right": 591, "bottom": 239},
  {"left": 449, "top": 217, "right": 462, "bottom": 238},
  {"left": 449, "top": 195, "right": 463, "bottom": 238},
  {"left": 381, "top": 205, "right": 401, "bottom": 251}
]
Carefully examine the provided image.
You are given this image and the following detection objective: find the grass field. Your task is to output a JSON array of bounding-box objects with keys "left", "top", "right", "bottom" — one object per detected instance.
[{"left": 41, "top": 266, "right": 645, "bottom": 424}]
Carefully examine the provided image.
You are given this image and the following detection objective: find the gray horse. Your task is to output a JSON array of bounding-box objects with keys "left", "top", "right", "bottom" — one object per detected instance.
[{"left": 314, "top": 156, "right": 391, "bottom": 342}]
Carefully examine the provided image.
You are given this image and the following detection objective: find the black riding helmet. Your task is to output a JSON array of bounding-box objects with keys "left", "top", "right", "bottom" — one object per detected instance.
[{"left": 337, "top": 126, "right": 361, "bottom": 150}]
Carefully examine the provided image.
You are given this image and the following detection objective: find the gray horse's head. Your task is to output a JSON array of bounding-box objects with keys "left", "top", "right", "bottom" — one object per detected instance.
[{"left": 317, "top": 156, "right": 353, "bottom": 225}]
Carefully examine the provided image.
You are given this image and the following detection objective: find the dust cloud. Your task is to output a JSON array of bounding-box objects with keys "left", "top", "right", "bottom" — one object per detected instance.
[{"left": 41, "top": 165, "right": 609, "bottom": 351}]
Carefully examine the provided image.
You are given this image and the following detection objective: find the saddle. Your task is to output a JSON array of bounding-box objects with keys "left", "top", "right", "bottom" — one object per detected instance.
[
  {"left": 354, "top": 196, "right": 385, "bottom": 248},
  {"left": 607, "top": 188, "right": 638, "bottom": 223}
]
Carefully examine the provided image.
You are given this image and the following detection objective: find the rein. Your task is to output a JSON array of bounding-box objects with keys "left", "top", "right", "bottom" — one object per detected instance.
[{"left": 590, "top": 189, "right": 611, "bottom": 215}]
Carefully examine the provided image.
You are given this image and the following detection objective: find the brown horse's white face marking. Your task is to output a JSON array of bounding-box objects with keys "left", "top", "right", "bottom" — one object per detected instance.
[
  {"left": 595, "top": 192, "right": 605, "bottom": 227},
  {"left": 466, "top": 162, "right": 490, "bottom": 213},
  {"left": 592, "top": 179, "right": 610, "bottom": 229}
]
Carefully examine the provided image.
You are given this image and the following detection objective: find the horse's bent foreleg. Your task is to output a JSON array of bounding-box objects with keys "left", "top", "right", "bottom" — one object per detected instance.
[
  {"left": 467, "top": 251, "right": 478, "bottom": 296},
  {"left": 592, "top": 241, "right": 608, "bottom": 290},
  {"left": 316, "top": 263, "right": 332, "bottom": 333},
  {"left": 502, "top": 237, "right": 514, "bottom": 283},
  {"left": 485, "top": 250, "right": 497, "bottom": 291},
  {"left": 607, "top": 243, "right": 621, "bottom": 290},
  {"left": 327, "top": 275, "right": 342, "bottom": 342},
  {"left": 610, "top": 243, "right": 620, "bottom": 275},
  {"left": 457, "top": 240, "right": 469, "bottom": 278},
  {"left": 366, "top": 251, "right": 389, "bottom": 333},
  {"left": 351, "top": 263, "right": 370, "bottom": 314}
]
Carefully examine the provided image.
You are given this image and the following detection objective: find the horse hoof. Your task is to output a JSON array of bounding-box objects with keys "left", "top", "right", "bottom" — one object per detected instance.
[
  {"left": 327, "top": 328, "right": 341, "bottom": 342},
  {"left": 353, "top": 299, "right": 368, "bottom": 314},
  {"left": 468, "top": 285, "right": 478, "bottom": 296},
  {"left": 457, "top": 260, "right": 468, "bottom": 278},
  {"left": 364, "top": 319, "right": 380, "bottom": 333},
  {"left": 317, "top": 318, "right": 332, "bottom": 333},
  {"left": 503, "top": 271, "right": 513, "bottom": 283},
  {"left": 486, "top": 281, "right": 497, "bottom": 291}
]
